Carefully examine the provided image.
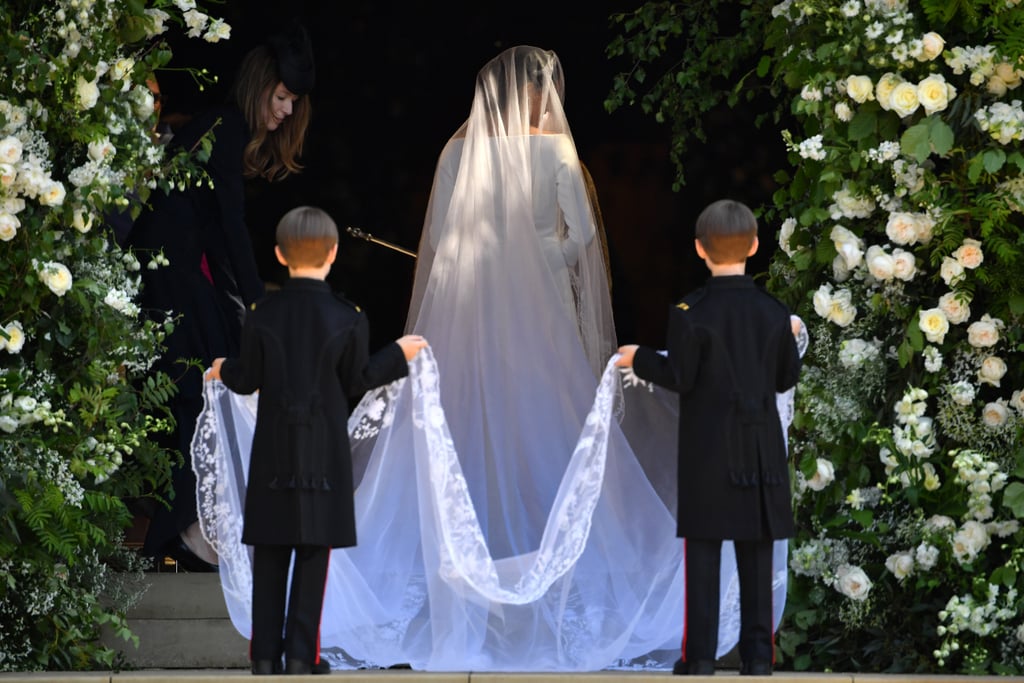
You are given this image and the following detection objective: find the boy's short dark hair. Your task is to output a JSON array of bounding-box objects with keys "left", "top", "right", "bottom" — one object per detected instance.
[
  {"left": 276, "top": 206, "right": 339, "bottom": 268},
  {"left": 695, "top": 199, "right": 757, "bottom": 265}
]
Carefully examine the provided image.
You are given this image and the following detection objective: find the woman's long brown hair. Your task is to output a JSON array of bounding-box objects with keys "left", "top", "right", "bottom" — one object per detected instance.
[{"left": 230, "top": 45, "right": 311, "bottom": 181}]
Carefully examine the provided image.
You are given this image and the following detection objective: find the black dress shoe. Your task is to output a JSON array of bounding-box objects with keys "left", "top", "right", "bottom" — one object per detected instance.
[
  {"left": 285, "top": 660, "right": 312, "bottom": 675},
  {"left": 165, "top": 537, "right": 219, "bottom": 573},
  {"left": 673, "top": 658, "right": 716, "bottom": 675},
  {"left": 740, "top": 660, "right": 773, "bottom": 676},
  {"left": 311, "top": 658, "right": 331, "bottom": 674},
  {"left": 251, "top": 659, "right": 282, "bottom": 675}
]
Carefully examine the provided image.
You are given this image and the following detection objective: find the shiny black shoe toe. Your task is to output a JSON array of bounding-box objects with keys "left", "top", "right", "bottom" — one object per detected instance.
[
  {"left": 673, "top": 658, "right": 715, "bottom": 675},
  {"left": 311, "top": 658, "right": 331, "bottom": 674},
  {"left": 165, "top": 537, "right": 218, "bottom": 573},
  {"left": 251, "top": 659, "right": 280, "bottom": 675},
  {"left": 741, "top": 660, "right": 773, "bottom": 676},
  {"left": 285, "top": 660, "right": 312, "bottom": 675}
]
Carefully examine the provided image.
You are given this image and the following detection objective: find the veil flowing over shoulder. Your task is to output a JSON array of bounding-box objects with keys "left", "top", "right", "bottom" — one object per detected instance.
[{"left": 192, "top": 46, "right": 795, "bottom": 672}]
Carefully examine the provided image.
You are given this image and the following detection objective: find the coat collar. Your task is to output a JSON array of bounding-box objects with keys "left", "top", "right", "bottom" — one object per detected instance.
[
  {"left": 704, "top": 274, "right": 756, "bottom": 289},
  {"left": 282, "top": 277, "right": 332, "bottom": 293}
]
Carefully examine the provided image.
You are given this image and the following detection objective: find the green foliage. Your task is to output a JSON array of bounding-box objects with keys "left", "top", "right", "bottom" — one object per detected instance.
[
  {"left": 610, "top": 0, "right": 1024, "bottom": 673},
  {"left": 0, "top": 0, "right": 231, "bottom": 671}
]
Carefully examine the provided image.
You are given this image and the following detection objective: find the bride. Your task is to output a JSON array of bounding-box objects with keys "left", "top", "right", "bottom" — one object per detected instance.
[{"left": 193, "top": 45, "right": 793, "bottom": 672}]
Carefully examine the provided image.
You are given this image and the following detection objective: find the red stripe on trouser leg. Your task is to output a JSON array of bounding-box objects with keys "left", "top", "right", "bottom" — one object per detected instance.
[
  {"left": 314, "top": 551, "right": 330, "bottom": 665},
  {"left": 681, "top": 538, "right": 688, "bottom": 661}
]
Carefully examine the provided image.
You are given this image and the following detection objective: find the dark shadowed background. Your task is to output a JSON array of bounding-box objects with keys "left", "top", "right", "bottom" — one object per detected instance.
[{"left": 156, "top": 1, "right": 783, "bottom": 349}]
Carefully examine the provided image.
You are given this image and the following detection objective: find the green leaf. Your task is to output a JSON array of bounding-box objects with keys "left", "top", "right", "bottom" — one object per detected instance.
[
  {"left": 756, "top": 55, "right": 771, "bottom": 78},
  {"left": 983, "top": 148, "right": 1007, "bottom": 174},
  {"left": 1002, "top": 482, "right": 1024, "bottom": 517},
  {"left": 928, "top": 117, "right": 954, "bottom": 156},
  {"left": 901, "top": 122, "right": 931, "bottom": 162},
  {"left": 848, "top": 109, "right": 876, "bottom": 141}
]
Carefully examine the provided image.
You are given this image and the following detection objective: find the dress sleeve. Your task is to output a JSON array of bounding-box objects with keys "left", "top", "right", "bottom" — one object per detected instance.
[
  {"left": 207, "top": 110, "right": 265, "bottom": 307},
  {"left": 553, "top": 135, "right": 596, "bottom": 267}
]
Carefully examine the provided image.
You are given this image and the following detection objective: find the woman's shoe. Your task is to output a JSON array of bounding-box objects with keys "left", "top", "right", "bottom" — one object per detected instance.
[{"left": 165, "top": 537, "right": 219, "bottom": 573}]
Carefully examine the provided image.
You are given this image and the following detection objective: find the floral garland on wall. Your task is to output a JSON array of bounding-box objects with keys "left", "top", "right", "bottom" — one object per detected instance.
[
  {"left": 765, "top": 0, "right": 1024, "bottom": 673},
  {"left": 0, "top": 0, "right": 230, "bottom": 670}
]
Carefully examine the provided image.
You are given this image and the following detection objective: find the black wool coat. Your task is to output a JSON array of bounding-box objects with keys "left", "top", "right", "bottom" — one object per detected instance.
[
  {"left": 633, "top": 275, "right": 802, "bottom": 541},
  {"left": 219, "top": 278, "right": 408, "bottom": 548}
]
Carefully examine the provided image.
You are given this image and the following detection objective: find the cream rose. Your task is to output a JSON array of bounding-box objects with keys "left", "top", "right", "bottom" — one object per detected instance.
[
  {"left": 891, "top": 248, "right": 917, "bottom": 281},
  {"left": 875, "top": 72, "right": 901, "bottom": 111},
  {"left": 75, "top": 76, "right": 100, "bottom": 110},
  {"left": 828, "top": 288, "right": 857, "bottom": 327},
  {"left": 937, "top": 291, "right": 971, "bottom": 324},
  {"left": 918, "top": 32, "right": 945, "bottom": 61},
  {"left": 982, "top": 401, "right": 1009, "bottom": 428},
  {"left": 953, "top": 238, "right": 984, "bottom": 268},
  {"left": 806, "top": 458, "right": 836, "bottom": 491},
  {"left": 38, "top": 261, "right": 73, "bottom": 296},
  {"left": 917, "top": 74, "right": 954, "bottom": 115},
  {"left": 913, "top": 213, "right": 935, "bottom": 244},
  {"left": 72, "top": 208, "right": 94, "bottom": 233},
  {"left": 831, "top": 224, "right": 864, "bottom": 269},
  {"left": 846, "top": 74, "right": 875, "bottom": 103},
  {"left": 0, "top": 136, "right": 23, "bottom": 165},
  {"left": 835, "top": 564, "right": 872, "bottom": 601},
  {"left": 0, "top": 212, "right": 18, "bottom": 241},
  {"left": 865, "top": 244, "right": 895, "bottom": 281},
  {"left": 885, "top": 212, "right": 919, "bottom": 245},
  {"left": 918, "top": 307, "right": 950, "bottom": 343},
  {"left": 88, "top": 138, "right": 116, "bottom": 162},
  {"left": 3, "top": 321, "right": 24, "bottom": 354},
  {"left": 995, "top": 62, "right": 1022, "bottom": 89},
  {"left": 38, "top": 181, "right": 66, "bottom": 207},
  {"left": 978, "top": 356, "right": 1007, "bottom": 387},
  {"left": 1011, "top": 389, "right": 1024, "bottom": 416},
  {"left": 988, "top": 75, "right": 1009, "bottom": 97},
  {"left": 885, "top": 552, "right": 914, "bottom": 580},
  {"left": 0, "top": 163, "right": 16, "bottom": 188},
  {"left": 890, "top": 81, "right": 921, "bottom": 118},
  {"left": 940, "top": 256, "right": 965, "bottom": 286},
  {"left": 952, "top": 520, "right": 990, "bottom": 564},
  {"left": 967, "top": 318, "right": 1000, "bottom": 348}
]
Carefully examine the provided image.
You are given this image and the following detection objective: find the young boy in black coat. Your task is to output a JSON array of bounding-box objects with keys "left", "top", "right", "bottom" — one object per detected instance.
[
  {"left": 616, "top": 199, "right": 802, "bottom": 676},
  {"left": 206, "top": 206, "right": 427, "bottom": 675}
]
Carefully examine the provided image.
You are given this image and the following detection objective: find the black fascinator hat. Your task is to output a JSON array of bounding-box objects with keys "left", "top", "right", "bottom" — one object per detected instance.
[{"left": 268, "top": 20, "right": 315, "bottom": 96}]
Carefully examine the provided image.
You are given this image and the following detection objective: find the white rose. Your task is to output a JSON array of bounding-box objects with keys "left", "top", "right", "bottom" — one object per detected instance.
[
  {"left": 953, "top": 238, "right": 984, "bottom": 268},
  {"left": 87, "top": 138, "right": 116, "bottom": 162},
  {"left": 0, "top": 212, "right": 19, "bottom": 241},
  {"left": 831, "top": 224, "right": 864, "bottom": 269},
  {"left": 891, "top": 249, "right": 917, "bottom": 280},
  {"left": 918, "top": 307, "right": 950, "bottom": 343},
  {"left": 978, "top": 356, "right": 1007, "bottom": 387},
  {"left": 834, "top": 102, "right": 853, "bottom": 121},
  {"left": 835, "top": 564, "right": 872, "bottom": 601},
  {"left": 915, "top": 543, "right": 939, "bottom": 570},
  {"left": 144, "top": 8, "right": 170, "bottom": 36},
  {"left": 778, "top": 217, "right": 797, "bottom": 257},
  {"left": 982, "top": 401, "right": 1009, "bottom": 428},
  {"left": 38, "top": 181, "right": 66, "bottom": 207},
  {"left": 806, "top": 458, "right": 836, "bottom": 491},
  {"left": 865, "top": 244, "right": 895, "bottom": 281},
  {"left": 885, "top": 552, "right": 914, "bottom": 580},
  {"left": 875, "top": 72, "right": 901, "bottom": 111},
  {"left": 926, "top": 514, "right": 955, "bottom": 533},
  {"left": 952, "top": 520, "right": 990, "bottom": 564},
  {"left": 967, "top": 319, "right": 1000, "bottom": 348},
  {"left": 0, "top": 163, "right": 16, "bottom": 188},
  {"left": 832, "top": 254, "right": 852, "bottom": 282},
  {"left": 0, "top": 135, "right": 23, "bottom": 164},
  {"left": 913, "top": 213, "right": 935, "bottom": 244},
  {"left": 813, "top": 284, "right": 833, "bottom": 319},
  {"left": 111, "top": 57, "right": 135, "bottom": 84},
  {"left": 940, "top": 256, "right": 965, "bottom": 286},
  {"left": 0, "top": 415, "right": 17, "bottom": 433},
  {"left": 885, "top": 212, "right": 919, "bottom": 245},
  {"left": 75, "top": 77, "right": 100, "bottom": 110},
  {"left": 846, "top": 74, "right": 875, "bottom": 103},
  {"left": 38, "top": 261, "right": 73, "bottom": 296},
  {"left": 828, "top": 288, "right": 857, "bottom": 327},
  {"left": 918, "top": 32, "right": 945, "bottom": 61},
  {"left": 3, "top": 321, "right": 25, "bottom": 354},
  {"left": 71, "top": 208, "right": 94, "bottom": 233},
  {"left": 917, "top": 74, "right": 953, "bottom": 115},
  {"left": 1010, "top": 389, "right": 1024, "bottom": 416},
  {"left": 937, "top": 291, "right": 971, "bottom": 324}
]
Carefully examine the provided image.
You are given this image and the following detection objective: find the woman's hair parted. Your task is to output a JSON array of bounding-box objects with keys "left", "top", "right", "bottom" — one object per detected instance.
[
  {"left": 231, "top": 45, "right": 311, "bottom": 181},
  {"left": 694, "top": 199, "right": 758, "bottom": 264},
  {"left": 276, "top": 206, "right": 338, "bottom": 268}
]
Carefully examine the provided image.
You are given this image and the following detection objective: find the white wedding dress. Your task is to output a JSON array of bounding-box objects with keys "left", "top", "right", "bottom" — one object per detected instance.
[{"left": 191, "top": 46, "right": 804, "bottom": 672}]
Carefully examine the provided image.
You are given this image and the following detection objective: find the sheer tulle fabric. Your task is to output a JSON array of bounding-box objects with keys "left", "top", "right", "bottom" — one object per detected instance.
[{"left": 192, "top": 46, "right": 800, "bottom": 671}]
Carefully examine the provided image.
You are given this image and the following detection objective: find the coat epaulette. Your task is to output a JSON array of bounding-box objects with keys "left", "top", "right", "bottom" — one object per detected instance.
[
  {"left": 676, "top": 287, "right": 706, "bottom": 311},
  {"left": 333, "top": 292, "right": 362, "bottom": 313}
]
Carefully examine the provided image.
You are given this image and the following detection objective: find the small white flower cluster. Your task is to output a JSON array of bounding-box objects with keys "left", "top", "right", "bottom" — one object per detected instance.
[
  {"left": 846, "top": 485, "right": 883, "bottom": 510},
  {"left": 829, "top": 185, "right": 876, "bottom": 219},
  {"left": 950, "top": 449, "right": 1009, "bottom": 522},
  {"left": 171, "top": 0, "right": 232, "bottom": 42},
  {"left": 838, "top": 337, "right": 881, "bottom": 368},
  {"left": 879, "top": 386, "right": 940, "bottom": 489},
  {"left": 946, "top": 44, "right": 1024, "bottom": 95},
  {"left": 975, "top": 99, "right": 1024, "bottom": 144},
  {"left": 866, "top": 140, "right": 901, "bottom": 163},
  {"left": 936, "top": 586, "right": 1018, "bottom": 648},
  {"left": 0, "top": 391, "right": 66, "bottom": 435},
  {"left": 890, "top": 158, "right": 926, "bottom": 196},
  {"left": 790, "top": 536, "right": 847, "bottom": 579},
  {"left": 797, "top": 133, "right": 828, "bottom": 161}
]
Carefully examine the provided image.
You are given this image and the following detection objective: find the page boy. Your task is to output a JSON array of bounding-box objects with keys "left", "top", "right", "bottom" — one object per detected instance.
[
  {"left": 616, "top": 199, "right": 802, "bottom": 676},
  {"left": 206, "top": 206, "right": 427, "bottom": 675}
]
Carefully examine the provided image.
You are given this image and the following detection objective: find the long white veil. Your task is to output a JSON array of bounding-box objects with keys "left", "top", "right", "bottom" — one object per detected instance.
[{"left": 192, "top": 46, "right": 799, "bottom": 672}]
